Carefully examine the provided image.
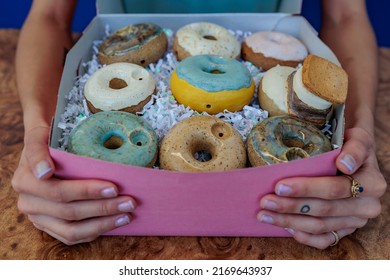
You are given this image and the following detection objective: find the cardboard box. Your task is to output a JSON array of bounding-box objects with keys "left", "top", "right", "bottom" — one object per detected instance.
[{"left": 49, "top": 3, "right": 344, "bottom": 237}]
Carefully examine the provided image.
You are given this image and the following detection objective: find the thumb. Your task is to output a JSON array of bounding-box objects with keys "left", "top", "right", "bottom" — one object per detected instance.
[
  {"left": 336, "top": 127, "right": 372, "bottom": 175},
  {"left": 24, "top": 126, "right": 55, "bottom": 179}
]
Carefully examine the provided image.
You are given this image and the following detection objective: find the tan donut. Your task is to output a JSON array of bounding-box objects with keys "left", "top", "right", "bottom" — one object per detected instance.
[
  {"left": 98, "top": 23, "right": 168, "bottom": 67},
  {"left": 173, "top": 22, "right": 241, "bottom": 61},
  {"left": 159, "top": 115, "right": 247, "bottom": 172}
]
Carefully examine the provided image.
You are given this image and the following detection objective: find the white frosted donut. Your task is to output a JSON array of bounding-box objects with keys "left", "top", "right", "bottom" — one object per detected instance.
[
  {"left": 258, "top": 65, "right": 295, "bottom": 116},
  {"left": 173, "top": 22, "right": 241, "bottom": 60},
  {"left": 242, "top": 31, "right": 308, "bottom": 70},
  {"left": 84, "top": 62, "right": 155, "bottom": 113}
]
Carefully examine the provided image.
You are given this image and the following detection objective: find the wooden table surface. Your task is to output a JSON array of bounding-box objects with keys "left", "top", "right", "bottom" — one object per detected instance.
[{"left": 1, "top": 29, "right": 389, "bottom": 260}]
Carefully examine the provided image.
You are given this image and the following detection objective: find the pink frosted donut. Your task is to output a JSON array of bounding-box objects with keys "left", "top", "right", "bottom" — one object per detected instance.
[{"left": 241, "top": 31, "right": 308, "bottom": 70}]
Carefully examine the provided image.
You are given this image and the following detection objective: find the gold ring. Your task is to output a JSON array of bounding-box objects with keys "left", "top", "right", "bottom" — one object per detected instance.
[
  {"left": 343, "top": 175, "right": 364, "bottom": 198},
  {"left": 330, "top": 231, "right": 340, "bottom": 246}
]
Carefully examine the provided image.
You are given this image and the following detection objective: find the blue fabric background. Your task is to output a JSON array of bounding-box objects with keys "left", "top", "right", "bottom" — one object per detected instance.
[{"left": 0, "top": 0, "right": 388, "bottom": 47}]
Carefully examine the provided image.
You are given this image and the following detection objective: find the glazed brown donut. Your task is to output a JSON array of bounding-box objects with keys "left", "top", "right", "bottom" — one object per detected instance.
[
  {"left": 98, "top": 23, "right": 168, "bottom": 67},
  {"left": 247, "top": 115, "right": 332, "bottom": 166},
  {"left": 159, "top": 115, "right": 247, "bottom": 172},
  {"left": 241, "top": 31, "right": 308, "bottom": 71}
]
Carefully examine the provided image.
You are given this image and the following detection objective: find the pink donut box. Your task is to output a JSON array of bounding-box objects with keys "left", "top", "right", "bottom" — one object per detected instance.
[{"left": 49, "top": 1, "right": 345, "bottom": 237}]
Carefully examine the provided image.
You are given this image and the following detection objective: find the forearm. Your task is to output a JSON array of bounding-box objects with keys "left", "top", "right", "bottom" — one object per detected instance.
[
  {"left": 16, "top": 0, "right": 77, "bottom": 133},
  {"left": 320, "top": 0, "right": 378, "bottom": 136}
]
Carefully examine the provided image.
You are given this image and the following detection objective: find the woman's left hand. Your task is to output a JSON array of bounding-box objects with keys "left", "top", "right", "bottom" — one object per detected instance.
[{"left": 257, "top": 127, "right": 387, "bottom": 249}]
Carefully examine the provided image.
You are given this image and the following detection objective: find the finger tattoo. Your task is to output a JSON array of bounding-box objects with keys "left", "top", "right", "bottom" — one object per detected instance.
[{"left": 300, "top": 205, "right": 310, "bottom": 213}]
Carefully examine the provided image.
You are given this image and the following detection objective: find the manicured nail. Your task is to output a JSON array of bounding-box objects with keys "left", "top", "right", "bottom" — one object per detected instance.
[
  {"left": 101, "top": 187, "right": 117, "bottom": 198},
  {"left": 115, "top": 215, "right": 130, "bottom": 227},
  {"left": 259, "top": 214, "right": 274, "bottom": 224},
  {"left": 340, "top": 154, "right": 356, "bottom": 173},
  {"left": 285, "top": 228, "right": 295, "bottom": 235},
  {"left": 35, "top": 160, "right": 52, "bottom": 179},
  {"left": 276, "top": 184, "right": 292, "bottom": 196},
  {"left": 118, "top": 200, "right": 135, "bottom": 212},
  {"left": 263, "top": 200, "right": 279, "bottom": 210}
]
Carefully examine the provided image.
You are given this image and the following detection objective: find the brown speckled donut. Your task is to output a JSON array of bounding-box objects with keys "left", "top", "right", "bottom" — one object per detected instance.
[
  {"left": 98, "top": 23, "right": 168, "bottom": 67},
  {"left": 159, "top": 115, "right": 246, "bottom": 172}
]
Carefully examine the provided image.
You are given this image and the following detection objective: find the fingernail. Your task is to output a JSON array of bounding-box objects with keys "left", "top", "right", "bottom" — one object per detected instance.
[
  {"left": 118, "top": 200, "right": 135, "bottom": 212},
  {"left": 263, "top": 200, "right": 279, "bottom": 210},
  {"left": 101, "top": 187, "right": 117, "bottom": 198},
  {"left": 115, "top": 215, "right": 130, "bottom": 227},
  {"left": 258, "top": 214, "right": 274, "bottom": 224},
  {"left": 285, "top": 228, "right": 295, "bottom": 235},
  {"left": 276, "top": 184, "right": 292, "bottom": 196},
  {"left": 35, "top": 160, "right": 52, "bottom": 179},
  {"left": 340, "top": 154, "right": 356, "bottom": 173}
]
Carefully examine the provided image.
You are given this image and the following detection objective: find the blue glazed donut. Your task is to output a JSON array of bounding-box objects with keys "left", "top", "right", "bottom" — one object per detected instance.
[
  {"left": 68, "top": 111, "right": 158, "bottom": 167},
  {"left": 170, "top": 55, "right": 255, "bottom": 114}
]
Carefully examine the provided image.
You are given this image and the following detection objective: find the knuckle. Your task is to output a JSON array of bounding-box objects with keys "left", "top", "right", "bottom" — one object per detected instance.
[
  {"left": 316, "top": 203, "right": 333, "bottom": 216},
  {"left": 329, "top": 185, "right": 345, "bottom": 199},
  {"left": 11, "top": 167, "right": 27, "bottom": 193},
  {"left": 376, "top": 175, "right": 387, "bottom": 197},
  {"left": 17, "top": 194, "right": 31, "bottom": 214},
  {"left": 11, "top": 175, "right": 21, "bottom": 193},
  {"left": 313, "top": 219, "right": 327, "bottom": 234},
  {"left": 60, "top": 205, "right": 78, "bottom": 221},
  {"left": 356, "top": 218, "right": 369, "bottom": 228},
  {"left": 61, "top": 228, "right": 82, "bottom": 245},
  {"left": 365, "top": 203, "right": 382, "bottom": 219},
  {"left": 47, "top": 184, "right": 68, "bottom": 203},
  {"left": 98, "top": 201, "right": 112, "bottom": 216}
]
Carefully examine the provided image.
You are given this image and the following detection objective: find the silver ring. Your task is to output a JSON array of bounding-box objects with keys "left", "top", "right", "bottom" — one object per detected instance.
[{"left": 330, "top": 231, "right": 340, "bottom": 246}]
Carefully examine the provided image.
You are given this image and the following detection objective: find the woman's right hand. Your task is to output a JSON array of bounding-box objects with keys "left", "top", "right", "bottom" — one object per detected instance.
[{"left": 12, "top": 126, "right": 136, "bottom": 245}]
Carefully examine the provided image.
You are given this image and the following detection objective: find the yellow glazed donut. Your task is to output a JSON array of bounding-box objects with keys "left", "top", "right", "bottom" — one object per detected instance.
[
  {"left": 170, "top": 55, "right": 255, "bottom": 114},
  {"left": 242, "top": 31, "right": 308, "bottom": 71},
  {"left": 98, "top": 23, "right": 168, "bottom": 67},
  {"left": 159, "top": 115, "right": 247, "bottom": 172},
  {"left": 84, "top": 62, "right": 155, "bottom": 114},
  {"left": 246, "top": 115, "right": 332, "bottom": 166},
  {"left": 173, "top": 22, "right": 241, "bottom": 60}
]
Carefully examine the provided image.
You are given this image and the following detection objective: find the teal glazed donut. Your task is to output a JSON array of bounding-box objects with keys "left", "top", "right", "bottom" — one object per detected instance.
[
  {"left": 68, "top": 111, "right": 158, "bottom": 167},
  {"left": 174, "top": 55, "right": 253, "bottom": 91},
  {"left": 247, "top": 115, "right": 332, "bottom": 166},
  {"left": 170, "top": 55, "right": 255, "bottom": 114}
]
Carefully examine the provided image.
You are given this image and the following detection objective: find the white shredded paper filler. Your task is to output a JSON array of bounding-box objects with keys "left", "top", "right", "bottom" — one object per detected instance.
[{"left": 58, "top": 26, "right": 333, "bottom": 155}]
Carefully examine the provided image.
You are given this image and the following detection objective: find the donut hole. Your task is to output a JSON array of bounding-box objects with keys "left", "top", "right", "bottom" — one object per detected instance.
[
  {"left": 189, "top": 138, "right": 215, "bottom": 163},
  {"left": 282, "top": 137, "right": 305, "bottom": 149},
  {"left": 211, "top": 122, "right": 231, "bottom": 139},
  {"left": 203, "top": 35, "right": 217, "bottom": 41},
  {"left": 285, "top": 148, "right": 310, "bottom": 161},
  {"left": 103, "top": 133, "right": 124, "bottom": 150},
  {"left": 194, "top": 150, "right": 213, "bottom": 162},
  {"left": 109, "top": 78, "right": 128, "bottom": 90},
  {"left": 202, "top": 68, "right": 225, "bottom": 75},
  {"left": 130, "top": 130, "right": 149, "bottom": 147}
]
